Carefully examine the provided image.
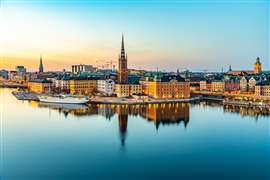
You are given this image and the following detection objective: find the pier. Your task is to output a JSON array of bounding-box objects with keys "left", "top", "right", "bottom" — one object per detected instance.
[
  {"left": 12, "top": 91, "right": 39, "bottom": 101},
  {"left": 0, "top": 82, "right": 27, "bottom": 88}
]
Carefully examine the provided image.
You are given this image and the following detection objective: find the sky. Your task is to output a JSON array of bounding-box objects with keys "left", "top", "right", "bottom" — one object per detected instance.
[{"left": 0, "top": 0, "right": 269, "bottom": 72}]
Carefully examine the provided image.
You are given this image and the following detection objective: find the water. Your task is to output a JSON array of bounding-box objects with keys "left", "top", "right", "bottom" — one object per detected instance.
[{"left": 0, "top": 88, "right": 269, "bottom": 179}]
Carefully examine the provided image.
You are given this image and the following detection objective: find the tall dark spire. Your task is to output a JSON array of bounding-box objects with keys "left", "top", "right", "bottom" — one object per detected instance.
[
  {"left": 121, "top": 33, "right": 125, "bottom": 51},
  {"left": 120, "top": 33, "right": 125, "bottom": 59},
  {"left": 39, "top": 54, "right": 44, "bottom": 73},
  {"left": 118, "top": 34, "right": 128, "bottom": 84}
]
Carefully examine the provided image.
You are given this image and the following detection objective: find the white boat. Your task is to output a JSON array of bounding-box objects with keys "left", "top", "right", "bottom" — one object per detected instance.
[{"left": 38, "top": 95, "right": 89, "bottom": 104}]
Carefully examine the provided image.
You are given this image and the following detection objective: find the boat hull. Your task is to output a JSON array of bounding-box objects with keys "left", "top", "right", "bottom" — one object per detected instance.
[{"left": 38, "top": 96, "right": 89, "bottom": 104}]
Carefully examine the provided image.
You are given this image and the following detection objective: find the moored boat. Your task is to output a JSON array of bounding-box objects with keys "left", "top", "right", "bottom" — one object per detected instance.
[{"left": 38, "top": 95, "right": 89, "bottom": 104}]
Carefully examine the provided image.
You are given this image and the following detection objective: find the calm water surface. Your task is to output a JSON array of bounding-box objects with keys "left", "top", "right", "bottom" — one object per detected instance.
[{"left": 0, "top": 88, "right": 269, "bottom": 179}]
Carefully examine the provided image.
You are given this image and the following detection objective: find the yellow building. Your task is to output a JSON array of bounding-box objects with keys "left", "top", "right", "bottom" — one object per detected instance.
[
  {"left": 254, "top": 57, "right": 262, "bottom": 74},
  {"left": 27, "top": 79, "right": 52, "bottom": 93},
  {"left": 115, "top": 84, "right": 143, "bottom": 97},
  {"left": 140, "top": 75, "right": 190, "bottom": 99},
  {"left": 255, "top": 81, "right": 270, "bottom": 97},
  {"left": 69, "top": 78, "right": 97, "bottom": 96},
  {"left": 211, "top": 81, "right": 225, "bottom": 92}
]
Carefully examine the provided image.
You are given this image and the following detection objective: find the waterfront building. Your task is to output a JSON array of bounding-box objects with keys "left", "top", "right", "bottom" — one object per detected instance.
[
  {"left": 39, "top": 55, "right": 44, "bottom": 73},
  {"left": 15, "top": 66, "right": 26, "bottom": 73},
  {"left": 28, "top": 79, "right": 52, "bottom": 93},
  {"left": 118, "top": 34, "right": 128, "bottom": 84},
  {"left": 72, "top": 64, "right": 95, "bottom": 74},
  {"left": 69, "top": 77, "right": 97, "bottom": 96},
  {"left": 240, "top": 76, "right": 248, "bottom": 92},
  {"left": 9, "top": 71, "right": 32, "bottom": 84},
  {"left": 114, "top": 84, "right": 143, "bottom": 97},
  {"left": 255, "top": 81, "right": 270, "bottom": 97},
  {"left": 254, "top": 57, "right": 262, "bottom": 74},
  {"left": 140, "top": 74, "right": 190, "bottom": 99},
  {"left": 115, "top": 84, "right": 130, "bottom": 97},
  {"left": 224, "top": 79, "right": 240, "bottom": 92},
  {"left": 211, "top": 80, "right": 225, "bottom": 92},
  {"left": 55, "top": 74, "right": 71, "bottom": 93},
  {"left": 97, "top": 79, "right": 115, "bottom": 96},
  {"left": 248, "top": 76, "right": 261, "bottom": 92},
  {"left": 190, "top": 82, "right": 200, "bottom": 92},
  {"left": 200, "top": 80, "right": 211, "bottom": 91}
]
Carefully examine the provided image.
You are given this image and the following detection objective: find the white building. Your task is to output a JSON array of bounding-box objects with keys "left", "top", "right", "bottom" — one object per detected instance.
[
  {"left": 240, "top": 76, "right": 248, "bottom": 92},
  {"left": 97, "top": 79, "right": 115, "bottom": 96},
  {"left": 55, "top": 74, "right": 71, "bottom": 93},
  {"left": 72, "top": 64, "right": 94, "bottom": 74},
  {"left": 248, "top": 76, "right": 260, "bottom": 92}
]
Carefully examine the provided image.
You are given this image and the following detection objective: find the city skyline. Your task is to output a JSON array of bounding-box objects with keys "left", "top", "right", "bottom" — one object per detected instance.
[{"left": 0, "top": 0, "right": 269, "bottom": 71}]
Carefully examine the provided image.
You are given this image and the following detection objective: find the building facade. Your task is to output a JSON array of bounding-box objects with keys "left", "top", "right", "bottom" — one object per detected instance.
[
  {"left": 224, "top": 80, "right": 240, "bottom": 92},
  {"left": 141, "top": 75, "right": 190, "bottom": 99},
  {"left": 55, "top": 75, "right": 70, "bottom": 93},
  {"left": 97, "top": 79, "right": 115, "bottom": 95},
  {"left": 199, "top": 80, "right": 211, "bottom": 91},
  {"left": 69, "top": 78, "right": 97, "bottom": 96},
  {"left": 240, "top": 76, "right": 248, "bottom": 92},
  {"left": 72, "top": 65, "right": 95, "bottom": 74},
  {"left": 255, "top": 82, "right": 270, "bottom": 97},
  {"left": 28, "top": 79, "right": 52, "bottom": 93},
  {"left": 114, "top": 84, "right": 143, "bottom": 97},
  {"left": 248, "top": 77, "right": 257, "bottom": 92},
  {"left": 211, "top": 81, "right": 225, "bottom": 92}
]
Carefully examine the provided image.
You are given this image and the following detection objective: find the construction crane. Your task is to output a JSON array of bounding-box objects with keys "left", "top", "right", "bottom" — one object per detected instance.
[
  {"left": 106, "top": 60, "right": 117, "bottom": 70},
  {"left": 96, "top": 60, "right": 117, "bottom": 70}
]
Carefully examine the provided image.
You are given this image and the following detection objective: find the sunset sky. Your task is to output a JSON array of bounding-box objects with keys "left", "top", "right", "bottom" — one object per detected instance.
[{"left": 0, "top": 0, "right": 269, "bottom": 72}]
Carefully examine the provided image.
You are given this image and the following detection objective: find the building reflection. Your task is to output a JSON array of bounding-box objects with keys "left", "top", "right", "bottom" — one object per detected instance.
[
  {"left": 31, "top": 102, "right": 191, "bottom": 147},
  {"left": 118, "top": 115, "right": 128, "bottom": 146},
  {"left": 223, "top": 104, "right": 270, "bottom": 119},
  {"left": 28, "top": 101, "right": 269, "bottom": 147},
  {"left": 198, "top": 100, "right": 270, "bottom": 119},
  {"left": 141, "top": 103, "right": 190, "bottom": 130},
  {"left": 33, "top": 102, "right": 191, "bottom": 128}
]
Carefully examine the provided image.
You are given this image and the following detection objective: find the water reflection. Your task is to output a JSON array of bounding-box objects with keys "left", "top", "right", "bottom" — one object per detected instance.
[
  {"left": 29, "top": 102, "right": 191, "bottom": 146},
  {"left": 2, "top": 88, "right": 269, "bottom": 179},
  {"left": 27, "top": 101, "right": 270, "bottom": 147},
  {"left": 197, "top": 101, "right": 270, "bottom": 119},
  {"left": 223, "top": 104, "right": 270, "bottom": 119}
]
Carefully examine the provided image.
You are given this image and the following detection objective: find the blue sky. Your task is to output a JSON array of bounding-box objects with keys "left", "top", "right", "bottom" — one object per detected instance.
[{"left": 0, "top": 0, "right": 269, "bottom": 71}]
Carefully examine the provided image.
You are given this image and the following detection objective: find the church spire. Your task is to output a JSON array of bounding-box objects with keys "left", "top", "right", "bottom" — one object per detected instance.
[
  {"left": 118, "top": 34, "right": 128, "bottom": 84},
  {"left": 121, "top": 33, "right": 125, "bottom": 51},
  {"left": 39, "top": 54, "right": 44, "bottom": 73}
]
